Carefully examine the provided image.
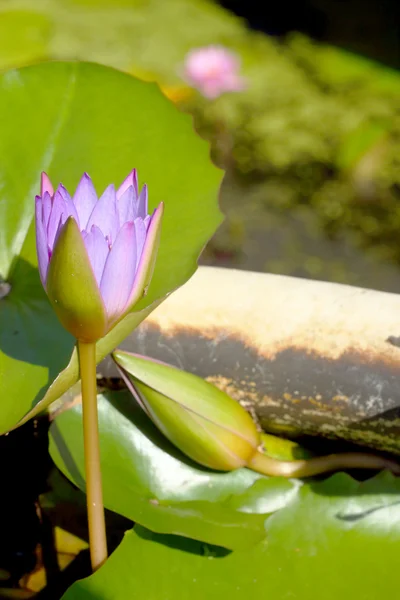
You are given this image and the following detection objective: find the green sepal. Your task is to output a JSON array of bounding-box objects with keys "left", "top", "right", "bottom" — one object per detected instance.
[
  {"left": 113, "top": 350, "right": 260, "bottom": 471},
  {"left": 46, "top": 217, "right": 107, "bottom": 342}
]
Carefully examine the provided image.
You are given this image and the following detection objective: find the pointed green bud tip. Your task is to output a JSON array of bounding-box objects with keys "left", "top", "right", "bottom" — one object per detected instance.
[
  {"left": 112, "top": 350, "right": 260, "bottom": 471},
  {"left": 46, "top": 217, "right": 107, "bottom": 342}
]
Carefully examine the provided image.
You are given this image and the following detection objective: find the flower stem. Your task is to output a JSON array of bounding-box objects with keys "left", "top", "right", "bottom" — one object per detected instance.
[
  {"left": 78, "top": 340, "right": 108, "bottom": 571},
  {"left": 248, "top": 450, "right": 400, "bottom": 478}
]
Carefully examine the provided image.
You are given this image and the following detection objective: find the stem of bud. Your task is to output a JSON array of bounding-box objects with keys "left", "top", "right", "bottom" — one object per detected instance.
[
  {"left": 248, "top": 449, "right": 400, "bottom": 478},
  {"left": 78, "top": 340, "right": 108, "bottom": 571}
]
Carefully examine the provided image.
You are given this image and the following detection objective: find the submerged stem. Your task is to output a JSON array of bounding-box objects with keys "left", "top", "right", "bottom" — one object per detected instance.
[
  {"left": 248, "top": 449, "right": 400, "bottom": 478},
  {"left": 78, "top": 340, "right": 108, "bottom": 571}
]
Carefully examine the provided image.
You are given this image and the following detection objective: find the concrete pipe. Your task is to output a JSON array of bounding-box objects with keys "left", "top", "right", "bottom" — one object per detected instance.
[{"left": 100, "top": 266, "right": 400, "bottom": 454}]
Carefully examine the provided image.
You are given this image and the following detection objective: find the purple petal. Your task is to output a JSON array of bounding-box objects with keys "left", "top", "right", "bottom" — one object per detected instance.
[
  {"left": 144, "top": 214, "right": 151, "bottom": 231},
  {"left": 41, "top": 191, "right": 52, "bottom": 230},
  {"left": 137, "top": 184, "right": 148, "bottom": 219},
  {"left": 47, "top": 191, "right": 67, "bottom": 249},
  {"left": 73, "top": 173, "right": 98, "bottom": 229},
  {"left": 52, "top": 215, "right": 67, "bottom": 252},
  {"left": 35, "top": 197, "right": 49, "bottom": 286},
  {"left": 56, "top": 184, "right": 80, "bottom": 227},
  {"left": 134, "top": 218, "right": 146, "bottom": 268},
  {"left": 124, "top": 202, "right": 164, "bottom": 311},
  {"left": 86, "top": 184, "right": 119, "bottom": 244},
  {"left": 56, "top": 184, "right": 70, "bottom": 203},
  {"left": 83, "top": 225, "right": 110, "bottom": 286},
  {"left": 41, "top": 172, "right": 53, "bottom": 197},
  {"left": 117, "top": 169, "right": 138, "bottom": 200},
  {"left": 100, "top": 222, "right": 137, "bottom": 324},
  {"left": 117, "top": 186, "right": 135, "bottom": 226}
]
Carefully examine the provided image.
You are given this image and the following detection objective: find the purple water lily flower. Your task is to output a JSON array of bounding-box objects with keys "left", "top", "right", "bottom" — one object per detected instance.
[
  {"left": 35, "top": 170, "right": 163, "bottom": 341},
  {"left": 183, "top": 45, "right": 245, "bottom": 99}
]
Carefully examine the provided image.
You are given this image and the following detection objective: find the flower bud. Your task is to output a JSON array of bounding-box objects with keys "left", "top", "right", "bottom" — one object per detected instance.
[
  {"left": 112, "top": 350, "right": 260, "bottom": 471},
  {"left": 182, "top": 45, "right": 245, "bottom": 99},
  {"left": 35, "top": 171, "right": 163, "bottom": 342}
]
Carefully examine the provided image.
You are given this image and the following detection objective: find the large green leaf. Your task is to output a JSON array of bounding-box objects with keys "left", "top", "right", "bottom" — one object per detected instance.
[
  {"left": 0, "top": 61, "right": 222, "bottom": 433},
  {"left": 49, "top": 390, "right": 299, "bottom": 549},
  {"left": 62, "top": 470, "right": 400, "bottom": 599}
]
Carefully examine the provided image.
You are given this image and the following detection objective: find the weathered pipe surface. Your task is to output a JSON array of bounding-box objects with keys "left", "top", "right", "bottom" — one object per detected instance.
[{"left": 99, "top": 267, "right": 400, "bottom": 454}]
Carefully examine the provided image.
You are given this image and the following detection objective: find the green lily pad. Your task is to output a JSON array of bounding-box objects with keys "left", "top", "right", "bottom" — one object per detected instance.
[
  {"left": 0, "top": 61, "right": 222, "bottom": 433},
  {"left": 49, "top": 390, "right": 300, "bottom": 549},
  {"left": 62, "top": 470, "right": 400, "bottom": 599}
]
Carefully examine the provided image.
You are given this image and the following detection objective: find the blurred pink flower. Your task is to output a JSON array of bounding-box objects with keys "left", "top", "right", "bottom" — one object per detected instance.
[{"left": 183, "top": 46, "right": 245, "bottom": 99}]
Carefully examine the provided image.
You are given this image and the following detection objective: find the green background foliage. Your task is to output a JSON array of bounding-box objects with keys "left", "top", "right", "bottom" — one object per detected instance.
[{"left": 1, "top": 0, "right": 400, "bottom": 286}]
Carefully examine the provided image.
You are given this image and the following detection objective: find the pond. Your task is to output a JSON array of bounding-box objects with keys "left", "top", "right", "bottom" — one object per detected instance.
[{"left": 1, "top": 0, "right": 400, "bottom": 598}]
